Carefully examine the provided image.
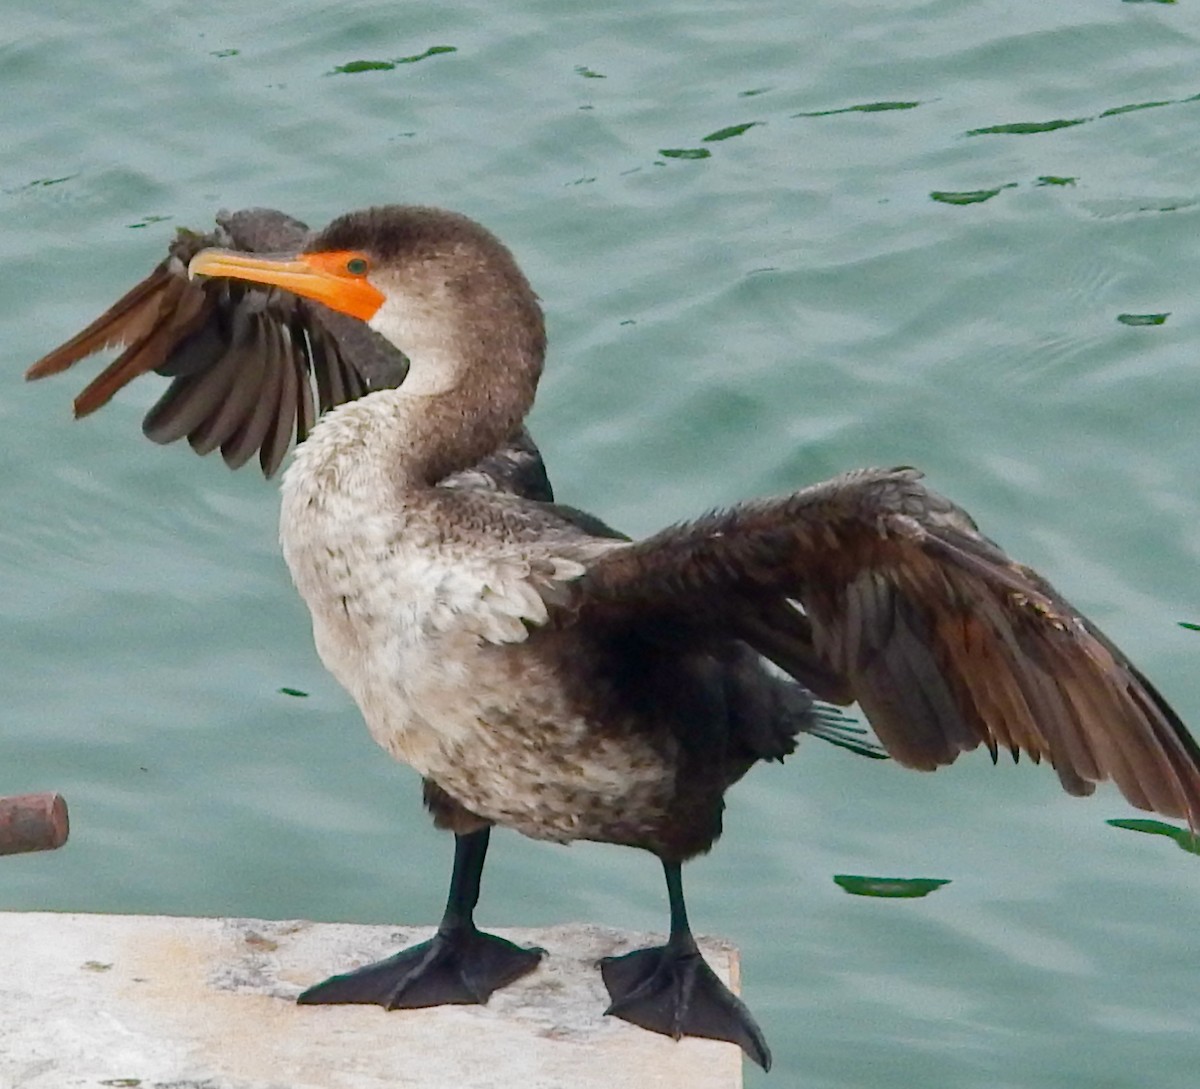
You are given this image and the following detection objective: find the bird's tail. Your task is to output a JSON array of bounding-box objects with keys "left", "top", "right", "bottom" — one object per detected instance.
[{"left": 806, "top": 704, "right": 888, "bottom": 760}]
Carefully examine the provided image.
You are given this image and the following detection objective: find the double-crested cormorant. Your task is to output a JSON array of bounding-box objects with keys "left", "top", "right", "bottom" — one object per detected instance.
[{"left": 29, "top": 206, "right": 1200, "bottom": 1071}]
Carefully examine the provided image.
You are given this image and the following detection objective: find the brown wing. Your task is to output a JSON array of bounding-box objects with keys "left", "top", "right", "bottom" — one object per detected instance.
[
  {"left": 25, "top": 209, "right": 408, "bottom": 477},
  {"left": 578, "top": 466, "right": 1200, "bottom": 824}
]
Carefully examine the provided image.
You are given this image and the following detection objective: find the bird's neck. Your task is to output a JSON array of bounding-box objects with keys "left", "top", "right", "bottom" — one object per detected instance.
[{"left": 283, "top": 351, "right": 538, "bottom": 507}]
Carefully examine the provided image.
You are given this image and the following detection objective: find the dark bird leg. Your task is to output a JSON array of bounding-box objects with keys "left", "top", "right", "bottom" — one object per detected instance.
[
  {"left": 600, "top": 860, "right": 772, "bottom": 1071},
  {"left": 297, "top": 827, "right": 544, "bottom": 1008}
]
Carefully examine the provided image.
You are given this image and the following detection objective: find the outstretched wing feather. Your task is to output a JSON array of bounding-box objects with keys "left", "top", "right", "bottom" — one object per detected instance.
[
  {"left": 26, "top": 211, "right": 410, "bottom": 477},
  {"left": 577, "top": 467, "right": 1200, "bottom": 824}
]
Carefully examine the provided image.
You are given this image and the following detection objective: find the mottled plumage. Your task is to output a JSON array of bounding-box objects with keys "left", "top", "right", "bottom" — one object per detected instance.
[
  {"left": 28, "top": 204, "right": 1199, "bottom": 1072},
  {"left": 263, "top": 208, "right": 1197, "bottom": 1069}
]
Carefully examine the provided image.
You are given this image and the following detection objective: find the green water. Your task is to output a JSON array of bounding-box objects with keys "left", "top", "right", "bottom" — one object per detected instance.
[{"left": 5, "top": 2, "right": 1200, "bottom": 1085}]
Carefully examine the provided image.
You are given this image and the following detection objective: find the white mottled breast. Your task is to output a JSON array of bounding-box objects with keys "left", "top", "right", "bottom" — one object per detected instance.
[{"left": 277, "top": 394, "right": 675, "bottom": 843}]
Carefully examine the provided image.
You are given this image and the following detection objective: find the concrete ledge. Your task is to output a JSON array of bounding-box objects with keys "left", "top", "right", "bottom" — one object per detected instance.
[{"left": 0, "top": 912, "right": 743, "bottom": 1089}]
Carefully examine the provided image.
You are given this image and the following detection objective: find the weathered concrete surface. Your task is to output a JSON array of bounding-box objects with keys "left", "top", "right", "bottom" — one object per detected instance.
[{"left": 0, "top": 913, "right": 744, "bottom": 1089}]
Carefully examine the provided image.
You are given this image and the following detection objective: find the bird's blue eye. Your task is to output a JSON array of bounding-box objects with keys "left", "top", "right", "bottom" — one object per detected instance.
[{"left": 346, "top": 257, "right": 369, "bottom": 275}]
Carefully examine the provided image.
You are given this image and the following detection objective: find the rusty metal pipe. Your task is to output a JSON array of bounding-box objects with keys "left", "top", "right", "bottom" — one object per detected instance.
[{"left": 0, "top": 793, "right": 69, "bottom": 856}]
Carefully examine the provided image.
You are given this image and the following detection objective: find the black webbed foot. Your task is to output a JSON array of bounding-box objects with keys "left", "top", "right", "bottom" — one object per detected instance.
[
  {"left": 299, "top": 827, "right": 543, "bottom": 1010},
  {"left": 298, "top": 924, "right": 545, "bottom": 1008},
  {"left": 600, "top": 941, "right": 771, "bottom": 1070}
]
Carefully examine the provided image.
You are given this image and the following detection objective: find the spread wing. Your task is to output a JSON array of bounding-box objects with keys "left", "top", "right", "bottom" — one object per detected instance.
[
  {"left": 25, "top": 208, "right": 409, "bottom": 477},
  {"left": 575, "top": 466, "right": 1200, "bottom": 823}
]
